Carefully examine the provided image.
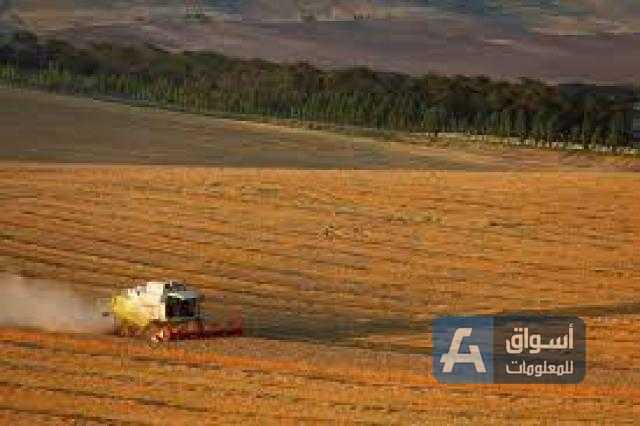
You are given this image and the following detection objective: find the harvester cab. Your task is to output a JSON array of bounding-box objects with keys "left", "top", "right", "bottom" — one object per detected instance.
[
  {"left": 102, "top": 279, "right": 242, "bottom": 342},
  {"left": 155, "top": 280, "right": 201, "bottom": 321}
]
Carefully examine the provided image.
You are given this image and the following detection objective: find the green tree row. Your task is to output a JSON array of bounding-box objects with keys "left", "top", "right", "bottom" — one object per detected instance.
[{"left": 1, "top": 30, "right": 637, "bottom": 149}]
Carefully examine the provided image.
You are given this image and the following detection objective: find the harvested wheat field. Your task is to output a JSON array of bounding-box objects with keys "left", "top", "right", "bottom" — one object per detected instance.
[
  {"left": 0, "top": 163, "right": 639, "bottom": 423},
  {"left": 1, "top": 86, "right": 639, "bottom": 424}
]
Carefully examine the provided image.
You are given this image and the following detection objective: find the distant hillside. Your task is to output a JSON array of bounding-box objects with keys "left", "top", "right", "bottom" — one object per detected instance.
[
  {"left": 3, "top": 1, "right": 640, "bottom": 83},
  {"left": 9, "top": 0, "right": 640, "bottom": 34}
]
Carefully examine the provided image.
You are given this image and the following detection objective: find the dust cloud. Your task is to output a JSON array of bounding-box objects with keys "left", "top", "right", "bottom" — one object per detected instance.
[{"left": 0, "top": 273, "right": 112, "bottom": 333}]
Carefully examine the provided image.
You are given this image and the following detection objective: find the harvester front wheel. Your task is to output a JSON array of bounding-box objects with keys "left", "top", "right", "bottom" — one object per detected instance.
[
  {"left": 146, "top": 323, "right": 174, "bottom": 343},
  {"left": 145, "top": 323, "right": 161, "bottom": 343},
  {"left": 159, "top": 325, "right": 173, "bottom": 342}
]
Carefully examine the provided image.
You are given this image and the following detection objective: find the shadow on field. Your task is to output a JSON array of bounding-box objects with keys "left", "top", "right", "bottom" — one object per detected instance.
[{"left": 243, "top": 300, "right": 640, "bottom": 355}]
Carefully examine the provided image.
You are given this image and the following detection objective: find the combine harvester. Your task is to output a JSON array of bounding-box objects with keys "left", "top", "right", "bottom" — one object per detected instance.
[{"left": 102, "top": 280, "right": 242, "bottom": 342}]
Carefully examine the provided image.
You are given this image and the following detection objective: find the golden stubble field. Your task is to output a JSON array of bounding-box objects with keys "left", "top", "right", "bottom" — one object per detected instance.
[{"left": 0, "top": 164, "right": 639, "bottom": 423}]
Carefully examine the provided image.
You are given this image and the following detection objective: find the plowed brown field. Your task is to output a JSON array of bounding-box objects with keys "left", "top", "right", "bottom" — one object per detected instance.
[{"left": 1, "top": 165, "right": 639, "bottom": 423}]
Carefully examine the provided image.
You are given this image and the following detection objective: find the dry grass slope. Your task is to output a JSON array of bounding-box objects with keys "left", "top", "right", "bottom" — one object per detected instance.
[{"left": 2, "top": 87, "right": 639, "bottom": 172}]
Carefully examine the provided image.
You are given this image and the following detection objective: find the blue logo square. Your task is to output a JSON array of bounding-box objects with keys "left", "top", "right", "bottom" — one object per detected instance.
[{"left": 433, "top": 316, "right": 494, "bottom": 384}]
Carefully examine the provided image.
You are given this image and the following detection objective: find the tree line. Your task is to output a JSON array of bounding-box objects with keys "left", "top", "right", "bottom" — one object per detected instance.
[{"left": 1, "top": 30, "right": 638, "bottom": 149}]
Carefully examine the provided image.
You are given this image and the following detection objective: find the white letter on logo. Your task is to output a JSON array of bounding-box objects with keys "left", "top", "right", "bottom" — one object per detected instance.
[{"left": 440, "top": 327, "right": 486, "bottom": 373}]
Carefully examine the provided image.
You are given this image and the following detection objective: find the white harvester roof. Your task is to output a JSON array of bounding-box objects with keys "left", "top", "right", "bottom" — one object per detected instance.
[{"left": 126, "top": 280, "right": 201, "bottom": 301}]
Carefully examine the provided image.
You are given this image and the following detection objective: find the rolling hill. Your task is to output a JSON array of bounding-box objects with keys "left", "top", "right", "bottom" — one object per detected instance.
[
  {"left": 10, "top": 1, "right": 640, "bottom": 34},
  {"left": 3, "top": 1, "right": 640, "bottom": 83}
]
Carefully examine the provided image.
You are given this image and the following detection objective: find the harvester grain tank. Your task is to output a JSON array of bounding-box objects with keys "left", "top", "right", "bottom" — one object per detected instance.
[{"left": 102, "top": 280, "right": 242, "bottom": 342}]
